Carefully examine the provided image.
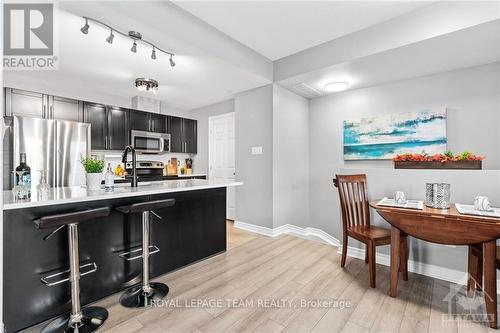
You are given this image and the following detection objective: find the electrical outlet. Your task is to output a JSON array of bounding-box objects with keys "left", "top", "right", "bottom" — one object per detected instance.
[{"left": 251, "top": 146, "right": 263, "bottom": 155}]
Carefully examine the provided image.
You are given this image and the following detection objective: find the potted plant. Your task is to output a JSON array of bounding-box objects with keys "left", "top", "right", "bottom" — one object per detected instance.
[
  {"left": 80, "top": 156, "right": 105, "bottom": 190},
  {"left": 393, "top": 151, "right": 484, "bottom": 169}
]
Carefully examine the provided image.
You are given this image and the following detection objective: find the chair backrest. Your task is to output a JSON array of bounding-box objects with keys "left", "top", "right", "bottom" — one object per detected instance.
[{"left": 333, "top": 174, "right": 370, "bottom": 230}]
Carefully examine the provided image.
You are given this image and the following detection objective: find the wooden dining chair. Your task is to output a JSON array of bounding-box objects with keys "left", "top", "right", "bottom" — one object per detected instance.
[
  {"left": 467, "top": 244, "right": 500, "bottom": 295},
  {"left": 333, "top": 174, "right": 408, "bottom": 288}
]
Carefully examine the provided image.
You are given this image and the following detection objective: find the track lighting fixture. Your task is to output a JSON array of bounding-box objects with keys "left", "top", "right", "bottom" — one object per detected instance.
[
  {"left": 106, "top": 29, "right": 114, "bottom": 44},
  {"left": 79, "top": 16, "right": 175, "bottom": 67},
  {"left": 80, "top": 18, "right": 89, "bottom": 34}
]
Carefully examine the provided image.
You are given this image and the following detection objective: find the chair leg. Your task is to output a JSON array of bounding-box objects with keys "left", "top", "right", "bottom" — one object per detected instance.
[
  {"left": 365, "top": 244, "right": 369, "bottom": 263},
  {"left": 400, "top": 235, "right": 408, "bottom": 281},
  {"left": 341, "top": 234, "right": 348, "bottom": 268},
  {"left": 368, "top": 241, "right": 376, "bottom": 288},
  {"left": 467, "top": 245, "right": 483, "bottom": 297}
]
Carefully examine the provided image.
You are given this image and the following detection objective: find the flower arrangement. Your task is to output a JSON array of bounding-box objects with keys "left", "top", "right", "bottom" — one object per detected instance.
[
  {"left": 393, "top": 151, "right": 485, "bottom": 163},
  {"left": 80, "top": 156, "right": 106, "bottom": 173}
]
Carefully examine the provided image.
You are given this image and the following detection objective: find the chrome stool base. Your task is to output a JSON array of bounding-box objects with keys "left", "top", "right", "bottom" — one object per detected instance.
[
  {"left": 119, "top": 282, "right": 169, "bottom": 308},
  {"left": 41, "top": 306, "right": 108, "bottom": 333}
]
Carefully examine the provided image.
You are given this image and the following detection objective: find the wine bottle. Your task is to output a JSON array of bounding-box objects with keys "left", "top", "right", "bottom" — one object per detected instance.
[{"left": 15, "top": 153, "right": 31, "bottom": 198}]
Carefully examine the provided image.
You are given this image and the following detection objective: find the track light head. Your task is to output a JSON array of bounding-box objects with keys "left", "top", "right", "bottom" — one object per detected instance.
[
  {"left": 80, "top": 19, "right": 89, "bottom": 34},
  {"left": 151, "top": 48, "right": 156, "bottom": 60},
  {"left": 131, "top": 41, "right": 137, "bottom": 53},
  {"left": 169, "top": 55, "right": 175, "bottom": 67},
  {"left": 106, "top": 30, "right": 114, "bottom": 44}
]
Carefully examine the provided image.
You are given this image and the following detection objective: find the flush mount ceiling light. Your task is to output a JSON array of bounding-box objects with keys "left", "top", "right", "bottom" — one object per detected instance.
[
  {"left": 135, "top": 78, "right": 159, "bottom": 93},
  {"left": 80, "top": 16, "right": 176, "bottom": 67},
  {"left": 324, "top": 81, "right": 350, "bottom": 93}
]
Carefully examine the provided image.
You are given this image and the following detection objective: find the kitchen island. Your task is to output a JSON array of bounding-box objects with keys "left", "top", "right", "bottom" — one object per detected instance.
[{"left": 2, "top": 179, "right": 242, "bottom": 332}]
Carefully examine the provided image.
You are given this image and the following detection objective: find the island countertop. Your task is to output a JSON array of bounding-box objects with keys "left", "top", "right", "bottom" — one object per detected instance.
[{"left": 3, "top": 179, "right": 242, "bottom": 210}]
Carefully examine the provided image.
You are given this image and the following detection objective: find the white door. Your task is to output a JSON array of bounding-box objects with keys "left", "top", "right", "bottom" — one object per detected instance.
[{"left": 209, "top": 112, "right": 236, "bottom": 220}]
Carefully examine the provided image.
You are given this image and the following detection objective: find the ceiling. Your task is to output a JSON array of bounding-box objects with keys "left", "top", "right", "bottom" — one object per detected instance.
[
  {"left": 4, "top": 1, "right": 498, "bottom": 110},
  {"left": 174, "top": 1, "right": 432, "bottom": 60},
  {"left": 279, "top": 19, "right": 500, "bottom": 98}
]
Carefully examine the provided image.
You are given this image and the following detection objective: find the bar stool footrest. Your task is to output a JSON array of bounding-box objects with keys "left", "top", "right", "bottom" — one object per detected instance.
[
  {"left": 40, "top": 262, "right": 97, "bottom": 287},
  {"left": 119, "top": 245, "right": 160, "bottom": 261}
]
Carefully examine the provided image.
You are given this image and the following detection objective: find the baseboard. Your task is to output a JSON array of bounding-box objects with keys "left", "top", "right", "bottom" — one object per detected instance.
[
  {"left": 234, "top": 221, "right": 500, "bottom": 291},
  {"left": 233, "top": 221, "right": 340, "bottom": 246}
]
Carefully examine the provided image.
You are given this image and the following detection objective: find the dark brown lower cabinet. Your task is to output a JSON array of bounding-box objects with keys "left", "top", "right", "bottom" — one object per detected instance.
[{"left": 3, "top": 188, "right": 226, "bottom": 332}]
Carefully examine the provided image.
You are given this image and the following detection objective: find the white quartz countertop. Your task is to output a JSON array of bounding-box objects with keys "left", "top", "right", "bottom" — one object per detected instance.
[{"left": 2, "top": 179, "right": 242, "bottom": 210}]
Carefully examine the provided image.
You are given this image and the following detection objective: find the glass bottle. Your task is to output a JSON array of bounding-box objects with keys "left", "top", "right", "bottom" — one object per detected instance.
[
  {"left": 15, "top": 153, "right": 31, "bottom": 198},
  {"left": 36, "top": 170, "right": 50, "bottom": 200},
  {"left": 105, "top": 163, "right": 114, "bottom": 192}
]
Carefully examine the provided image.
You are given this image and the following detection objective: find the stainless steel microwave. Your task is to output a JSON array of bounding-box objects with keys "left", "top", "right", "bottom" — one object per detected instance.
[{"left": 130, "top": 130, "right": 171, "bottom": 154}]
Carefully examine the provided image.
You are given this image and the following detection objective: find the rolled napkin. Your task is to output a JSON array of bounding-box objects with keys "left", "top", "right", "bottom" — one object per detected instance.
[{"left": 474, "top": 196, "right": 492, "bottom": 211}]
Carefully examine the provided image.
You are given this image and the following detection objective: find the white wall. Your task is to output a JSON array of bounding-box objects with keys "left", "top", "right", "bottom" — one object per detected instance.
[
  {"left": 234, "top": 85, "right": 274, "bottom": 229},
  {"left": 190, "top": 99, "right": 235, "bottom": 175},
  {"left": 309, "top": 62, "right": 500, "bottom": 271},
  {"left": 273, "top": 85, "right": 310, "bottom": 228}
]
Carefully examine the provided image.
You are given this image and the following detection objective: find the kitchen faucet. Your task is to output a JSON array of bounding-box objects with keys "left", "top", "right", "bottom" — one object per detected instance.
[{"left": 122, "top": 145, "right": 138, "bottom": 187}]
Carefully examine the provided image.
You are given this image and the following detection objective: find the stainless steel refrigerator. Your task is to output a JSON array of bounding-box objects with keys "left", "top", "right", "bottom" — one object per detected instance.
[{"left": 13, "top": 116, "right": 91, "bottom": 190}]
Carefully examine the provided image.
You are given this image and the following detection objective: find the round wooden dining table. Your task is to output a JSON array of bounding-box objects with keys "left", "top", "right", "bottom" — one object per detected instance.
[{"left": 370, "top": 201, "right": 500, "bottom": 329}]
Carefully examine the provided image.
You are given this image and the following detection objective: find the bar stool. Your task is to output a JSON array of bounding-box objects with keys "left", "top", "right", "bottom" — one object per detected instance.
[
  {"left": 116, "top": 198, "right": 175, "bottom": 308},
  {"left": 34, "top": 207, "right": 111, "bottom": 333}
]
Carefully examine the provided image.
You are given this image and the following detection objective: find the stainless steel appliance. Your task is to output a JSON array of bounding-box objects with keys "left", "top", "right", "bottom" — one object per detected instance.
[
  {"left": 125, "top": 160, "right": 164, "bottom": 180},
  {"left": 130, "top": 130, "right": 171, "bottom": 154},
  {"left": 13, "top": 116, "right": 91, "bottom": 190}
]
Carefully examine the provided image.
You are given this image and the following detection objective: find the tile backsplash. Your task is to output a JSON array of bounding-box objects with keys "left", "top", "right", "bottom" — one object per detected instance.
[{"left": 92, "top": 151, "right": 198, "bottom": 175}]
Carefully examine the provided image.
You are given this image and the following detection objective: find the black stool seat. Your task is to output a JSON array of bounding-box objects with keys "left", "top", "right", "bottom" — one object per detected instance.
[
  {"left": 34, "top": 207, "right": 111, "bottom": 229},
  {"left": 116, "top": 198, "right": 175, "bottom": 214},
  {"left": 34, "top": 206, "right": 111, "bottom": 333},
  {"left": 115, "top": 198, "right": 175, "bottom": 308}
]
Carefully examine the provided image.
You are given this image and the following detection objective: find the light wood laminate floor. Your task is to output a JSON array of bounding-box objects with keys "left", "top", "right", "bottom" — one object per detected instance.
[{"left": 24, "top": 222, "right": 497, "bottom": 333}]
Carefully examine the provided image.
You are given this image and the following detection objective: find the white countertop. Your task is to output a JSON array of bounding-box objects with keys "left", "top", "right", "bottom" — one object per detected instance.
[
  {"left": 3, "top": 179, "right": 242, "bottom": 210},
  {"left": 113, "top": 173, "right": 207, "bottom": 180}
]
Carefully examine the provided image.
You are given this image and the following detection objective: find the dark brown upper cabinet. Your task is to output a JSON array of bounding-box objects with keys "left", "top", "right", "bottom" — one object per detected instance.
[
  {"left": 107, "top": 106, "right": 129, "bottom": 150},
  {"left": 168, "top": 116, "right": 197, "bottom": 154},
  {"left": 130, "top": 110, "right": 167, "bottom": 133},
  {"left": 83, "top": 103, "right": 128, "bottom": 151},
  {"left": 5, "top": 87, "right": 197, "bottom": 154}
]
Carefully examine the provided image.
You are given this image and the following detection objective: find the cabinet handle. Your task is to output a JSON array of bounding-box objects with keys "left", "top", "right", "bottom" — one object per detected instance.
[
  {"left": 109, "top": 136, "right": 112, "bottom": 149},
  {"left": 42, "top": 105, "right": 46, "bottom": 118},
  {"left": 49, "top": 105, "right": 53, "bottom": 119},
  {"left": 105, "top": 136, "right": 108, "bottom": 149}
]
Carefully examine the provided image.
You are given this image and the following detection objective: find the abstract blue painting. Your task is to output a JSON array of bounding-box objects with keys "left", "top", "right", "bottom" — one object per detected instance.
[{"left": 343, "top": 108, "right": 447, "bottom": 160}]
